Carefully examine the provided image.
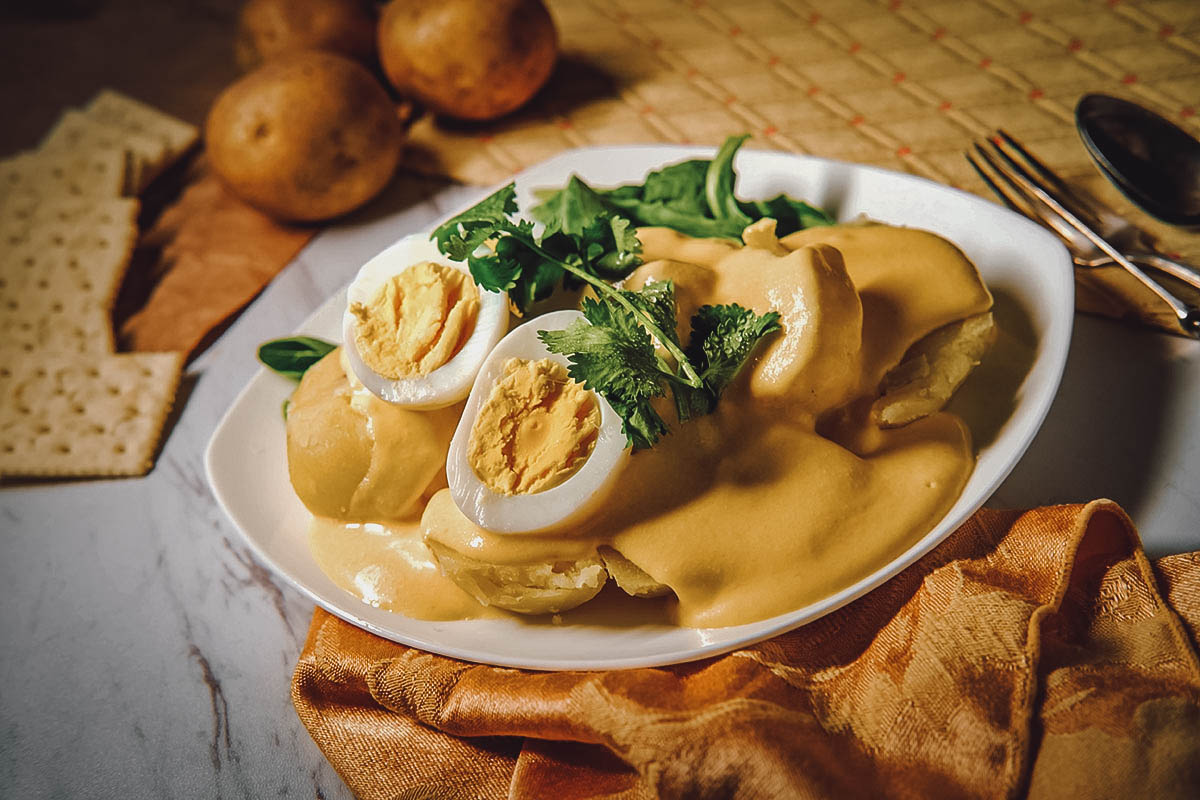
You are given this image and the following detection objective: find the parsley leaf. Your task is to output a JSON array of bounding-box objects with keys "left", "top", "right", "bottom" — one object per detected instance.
[
  {"left": 675, "top": 304, "right": 783, "bottom": 421},
  {"left": 432, "top": 184, "right": 517, "bottom": 260},
  {"left": 539, "top": 296, "right": 670, "bottom": 450},
  {"left": 540, "top": 284, "right": 780, "bottom": 449}
]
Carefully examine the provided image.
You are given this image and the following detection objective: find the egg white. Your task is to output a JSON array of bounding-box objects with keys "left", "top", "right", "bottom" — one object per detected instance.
[
  {"left": 445, "top": 309, "right": 631, "bottom": 534},
  {"left": 342, "top": 233, "right": 508, "bottom": 409}
]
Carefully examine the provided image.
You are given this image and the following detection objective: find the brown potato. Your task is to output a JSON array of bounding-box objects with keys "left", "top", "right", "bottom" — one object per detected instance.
[
  {"left": 377, "top": 0, "right": 557, "bottom": 121},
  {"left": 206, "top": 50, "right": 404, "bottom": 222},
  {"left": 235, "top": 0, "right": 377, "bottom": 70}
]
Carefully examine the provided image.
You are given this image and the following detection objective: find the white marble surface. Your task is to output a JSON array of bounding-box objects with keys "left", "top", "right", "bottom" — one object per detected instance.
[{"left": 2, "top": 173, "right": 1200, "bottom": 798}]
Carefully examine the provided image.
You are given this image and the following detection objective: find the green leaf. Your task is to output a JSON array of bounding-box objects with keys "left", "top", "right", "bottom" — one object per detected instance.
[
  {"left": 530, "top": 135, "right": 833, "bottom": 242},
  {"left": 533, "top": 176, "right": 616, "bottom": 239},
  {"left": 580, "top": 213, "right": 642, "bottom": 279},
  {"left": 466, "top": 251, "right": 522, "bottom": 294},
  {"left": 258, "top": 336, "right": 337, "bottom": 381},
  {"left": 432, "top": 184, "right": 518, "bottom": 260},
  {"left": 738, "top": 195, "right": 836, "bottom": 235},
  {"left": 599, "top": 196, "right": 744, "bottom": 239},
  {"left": 641, "top": 159, "right": 709, "bottom": 214},
  {"left": 704, "top": 134, "right": 754, "bottom": 228},
  {"left": 675, "top": 304, "right": 782, "bottom": 420},
  {"left": 539, "top": 296, "right": 671, "bottom": 450},
  {"left": 620, "top": 279, "right": 680, "bottom": 349}
]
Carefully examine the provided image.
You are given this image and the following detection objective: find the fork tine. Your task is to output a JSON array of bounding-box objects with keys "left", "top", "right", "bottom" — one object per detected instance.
[
  {"left": 995, "top": 131, "right": 1074, "bottom": 200},
  {"left": 969, "top": 142, "right": 1093, "bottom": 250},
  {"left": 995, "top": 129, "right": 1099, "bottom": 225},
  {"left": 965, "top": 150, "right": 1022, "bottom": 214}
]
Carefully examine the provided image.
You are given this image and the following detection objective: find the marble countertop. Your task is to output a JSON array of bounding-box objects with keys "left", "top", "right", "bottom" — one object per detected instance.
[{"left": 3, "top": 175, "right": 1199, "bottom": 798}]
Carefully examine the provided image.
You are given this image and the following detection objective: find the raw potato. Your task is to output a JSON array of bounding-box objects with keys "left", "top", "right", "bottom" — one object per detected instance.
[
  {"left": 206, "top": 50, "right": 403, "bottom": 222},
  {"left": 235, "top": 0, "right": 377, "bottom": 70},
  {"left": 377, "top": 0, "right": 557, "bottom": 121}
]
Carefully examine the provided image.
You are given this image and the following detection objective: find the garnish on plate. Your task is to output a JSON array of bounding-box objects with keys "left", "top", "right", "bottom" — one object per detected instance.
[
  {"left": 430, "top": 137, "right": 800, "bottom": 449},
  {"left": 258, "top": 336, "right": 337, "bottom": 381},
  {"left": 531, "top": 134, "right": 835, "bottom": 240}
]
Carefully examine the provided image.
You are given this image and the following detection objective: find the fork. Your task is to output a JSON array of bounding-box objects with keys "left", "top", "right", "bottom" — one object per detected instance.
[{"left": 966, "top": 130, "right": 1200, "bottom": 338}]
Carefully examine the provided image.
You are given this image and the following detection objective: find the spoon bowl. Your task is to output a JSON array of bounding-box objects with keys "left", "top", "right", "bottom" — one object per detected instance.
[{"left": 1075, "top": 93, "right": 1200, "bottom": 227}]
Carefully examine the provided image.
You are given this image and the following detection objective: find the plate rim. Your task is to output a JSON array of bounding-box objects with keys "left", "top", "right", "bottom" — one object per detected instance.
[{"left": 205, "top": 143, "right": 1075, "bottom": 670}]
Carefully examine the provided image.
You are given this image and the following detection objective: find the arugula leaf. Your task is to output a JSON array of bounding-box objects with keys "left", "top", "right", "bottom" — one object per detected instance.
[
  {"left": 258, "top": 336, "right": 337, "bottom": 381},
  {"left": 704, "top": 134, "right": 755, "bottom": 228},
  {"left": 641, "top": 159, "right": 709, "bottom": 215},
  {"left": 530, "top": 134, "right": 835, "bottom": 242},
  {"left": 738, "top": 195, "right": 836, "bottom": 235}
]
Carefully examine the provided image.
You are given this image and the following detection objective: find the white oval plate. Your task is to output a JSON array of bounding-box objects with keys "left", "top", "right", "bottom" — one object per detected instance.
[{"left": 206, "top": 145, "right": 1074, "bottom": 670}]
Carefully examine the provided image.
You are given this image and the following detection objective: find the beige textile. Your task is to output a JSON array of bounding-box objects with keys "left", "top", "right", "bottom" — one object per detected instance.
[
  {"left": 404, "top": 0, "right": 1200, "bottom": 335},
  {"left": 292, "top": 501, "right": 1200, "bottom": 799}
]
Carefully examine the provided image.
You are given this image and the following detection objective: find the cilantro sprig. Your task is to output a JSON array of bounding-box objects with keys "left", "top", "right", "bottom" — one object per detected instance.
[
  {"left": 540, "top": 286, "right": 780, "bottom": 449},
  {"left": 432, "top": 180, "right": 781, "bottom": 450}
]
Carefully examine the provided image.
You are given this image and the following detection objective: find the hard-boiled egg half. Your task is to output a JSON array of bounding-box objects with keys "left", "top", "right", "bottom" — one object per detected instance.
[
  {"left": 341, "top": 233, "right": 508, "bottom": 409},
  {"left": 446, "top": 310, "right": 631, "bottom": 534}
]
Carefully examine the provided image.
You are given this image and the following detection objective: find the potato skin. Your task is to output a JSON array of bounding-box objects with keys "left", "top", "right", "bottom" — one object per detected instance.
[
  {"left": 235, "top": 0, "right": 377, "bottom": 70},
  {"left": 206, "top": 50, "right": 404, "bottom": 222},
  {"left": 378, "top": 0, "right": 557, "bottom": 121}
]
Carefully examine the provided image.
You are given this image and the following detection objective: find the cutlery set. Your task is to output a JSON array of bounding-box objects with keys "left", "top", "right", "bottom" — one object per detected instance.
[{"left": 966, "top": 95, "right": 1200, "bottom": 338}]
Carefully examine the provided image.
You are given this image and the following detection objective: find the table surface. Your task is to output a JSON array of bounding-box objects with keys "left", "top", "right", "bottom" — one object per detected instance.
[{"left": 3, "top": 170, "right": 1200, "bottom": 797}]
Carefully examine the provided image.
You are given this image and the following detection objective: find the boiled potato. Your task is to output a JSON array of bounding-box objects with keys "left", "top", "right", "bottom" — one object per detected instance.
[
  {"left": 206, "top": 50, "right": 403, "bottom": 222},
  {"left": 235, "top": 0, "right": 377, "bottom": 69},
  {"left": 871, "top": 312, "right": 998, "bottom": 428},
  {"left": 377, "top": 0, "right": 557, "bottom": 121},
  {"left": 426, "top": 540, "right": 608, "bottom": 615},
  {"left": 599, "top": 546, "right": 672, "bottom": 599},
  {"left": 287, "top": 350, "right": 460, "bottom": 520}
]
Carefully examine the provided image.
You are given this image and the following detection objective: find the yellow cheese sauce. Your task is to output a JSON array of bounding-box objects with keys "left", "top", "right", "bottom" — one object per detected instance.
[{"left": 291, "top": 222, "right": 996, "bottom": 628}]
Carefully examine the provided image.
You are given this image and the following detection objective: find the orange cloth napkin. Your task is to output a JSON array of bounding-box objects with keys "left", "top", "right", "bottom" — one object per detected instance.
[{"left": 292, "top": 501, "right": 1200, "bottom": 799}]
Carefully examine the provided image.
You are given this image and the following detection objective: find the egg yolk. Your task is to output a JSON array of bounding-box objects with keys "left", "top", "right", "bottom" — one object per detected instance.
[
  {"left": 467, "top": 358, "right": 600, "bottom": 496},
  {"left": 350, "top": 261, "right": 479, "bottom": 379}
]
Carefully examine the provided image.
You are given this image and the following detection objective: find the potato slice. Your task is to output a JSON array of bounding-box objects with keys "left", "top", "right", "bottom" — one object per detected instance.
[
  {"left": 599, "top": 546, "right": 672, "bottom": 598},
  {"left": 871, "top": 312, "right": 997, "bottom": 428}
]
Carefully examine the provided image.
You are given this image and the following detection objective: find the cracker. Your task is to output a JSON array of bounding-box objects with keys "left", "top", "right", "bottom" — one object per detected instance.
[
  {"left": 0, "top": 298, "right": 114, "bottom": 355},
  {"left": 0, "top": 210, "right": 137, "bottom": 309},
  {"left": 84, "top": 89, "right": 198, "bottom": 173},
  {"left": 0, "top": 348, "right": 183, "bottom": 477},
  {"left": 0, "top": 147, "right": 126, "bottom": 206},
  {"left": 8, "top": 195, "right": 138, "bottom": 230},
  {"left": 42, "top": 109, "right": 167, "bottom": 193},
  {"left": 0, "top": 196, "right": 139, "bottom": 249}
]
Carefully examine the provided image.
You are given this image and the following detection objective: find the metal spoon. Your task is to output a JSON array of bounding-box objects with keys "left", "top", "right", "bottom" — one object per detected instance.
[{"left": 1075, "top": 93, "right": 1200, "bottom": 227}]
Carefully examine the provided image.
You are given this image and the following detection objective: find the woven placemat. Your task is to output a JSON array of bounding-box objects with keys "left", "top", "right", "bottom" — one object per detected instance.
[{"left": 404, "top": 0, "right": 1200, "bottom": 332}]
